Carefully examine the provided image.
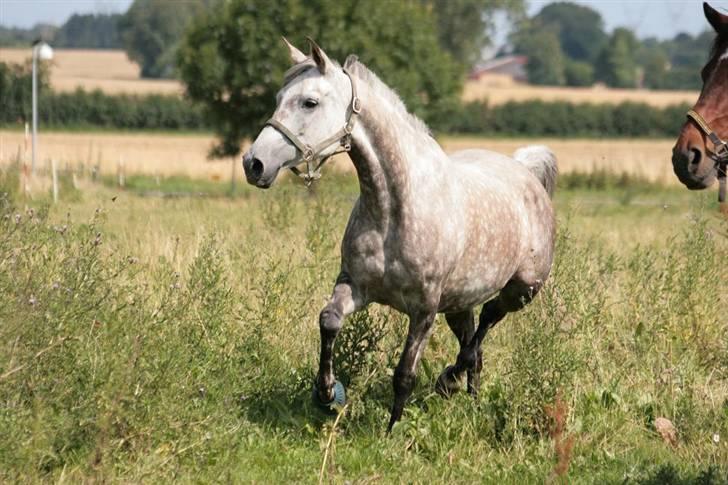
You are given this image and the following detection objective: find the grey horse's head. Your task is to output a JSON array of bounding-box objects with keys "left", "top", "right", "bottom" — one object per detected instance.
[{"left": 242, "top": 39, "right": 353, "bottom": 188}]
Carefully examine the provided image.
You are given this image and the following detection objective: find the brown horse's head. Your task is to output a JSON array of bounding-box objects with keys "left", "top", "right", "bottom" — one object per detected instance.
[{"left": 673, "top": 2, "right": 728, "bottom": 189}]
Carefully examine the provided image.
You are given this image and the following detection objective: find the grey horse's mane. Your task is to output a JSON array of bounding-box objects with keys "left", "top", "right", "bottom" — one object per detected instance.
[
  {"left": 344, "top": 56, "right": 432, "bottom": 138},
  {"left": 282, "top": 55, "right": 432, "bottom": 139}
]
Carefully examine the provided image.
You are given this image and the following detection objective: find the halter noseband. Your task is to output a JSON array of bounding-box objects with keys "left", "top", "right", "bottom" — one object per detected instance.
[
  {"left": 265, "top": 67, "right": 361, "bottom": 186},
  {"left": 686, "top": 109, "right": 728, "bottom": 204}
]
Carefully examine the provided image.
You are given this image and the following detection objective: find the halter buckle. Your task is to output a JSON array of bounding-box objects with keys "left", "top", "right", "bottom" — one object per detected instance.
[{"left": 302, "top": 147, "right": 314, "bottom": 161}]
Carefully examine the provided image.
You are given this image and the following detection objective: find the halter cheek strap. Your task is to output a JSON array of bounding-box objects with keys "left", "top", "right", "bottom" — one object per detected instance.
[
  {"left": 686, "top": 109, "right": 728, "bottom": 204},
  {"left": 265, "top": 67, "right": 361, "bottom": 186}
]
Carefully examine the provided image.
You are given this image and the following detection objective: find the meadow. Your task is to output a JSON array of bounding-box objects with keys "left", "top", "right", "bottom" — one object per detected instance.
[{"left": 0, "top": 153, "right": 727, "bottom": 482}]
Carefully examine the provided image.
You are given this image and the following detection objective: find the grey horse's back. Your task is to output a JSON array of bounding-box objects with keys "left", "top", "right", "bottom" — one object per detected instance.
[{"left": 449, "top": 145, "right": 558, "bottom": 198}]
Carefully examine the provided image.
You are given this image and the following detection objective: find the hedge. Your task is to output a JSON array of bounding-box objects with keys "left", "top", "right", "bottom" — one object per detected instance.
[
  {"left": 1, "top": 86, "right": 691, "bottom": 138},
  {"left": 1, "top": 88, "right": 207, "bottom": 131},
  {"left": 438, "top": 100, "right": 691, "bottom": 138}
]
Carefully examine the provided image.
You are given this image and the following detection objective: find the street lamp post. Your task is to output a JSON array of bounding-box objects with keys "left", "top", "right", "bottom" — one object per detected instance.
[{"left": 31, "top": 41, "right": 53, "bottom": 175}]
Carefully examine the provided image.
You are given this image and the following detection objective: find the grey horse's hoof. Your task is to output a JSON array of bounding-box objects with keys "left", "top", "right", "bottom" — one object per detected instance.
[
  {"left": 312, "top": 380, "right": 346, "bottom": 414},
  {"left": 435, "top": 366, "right": 462, "bottom": 398}
]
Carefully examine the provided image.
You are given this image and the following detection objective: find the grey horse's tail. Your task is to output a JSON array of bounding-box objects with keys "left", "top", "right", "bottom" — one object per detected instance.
[{"left": 513, "top": 145, "right": 558, "bottom": 198}]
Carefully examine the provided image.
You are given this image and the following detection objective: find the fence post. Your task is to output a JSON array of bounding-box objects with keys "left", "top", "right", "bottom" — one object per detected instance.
[
  {"left": 51, "top": 158, "right": 58, "bottom": 204},
  {"left": 230, "top": 157, "right": 236, "bottom": 196},
  {"left": 118, "top": 156, "right": 125, "bottom": 188}
]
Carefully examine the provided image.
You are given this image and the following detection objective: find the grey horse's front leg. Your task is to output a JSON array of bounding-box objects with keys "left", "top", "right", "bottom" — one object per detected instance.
[
  {"left": 388, "top": 310, "right": 436, "bottom": 432},
  {"left": 315, "top": 274, "right": 361, "bottom": 404}
]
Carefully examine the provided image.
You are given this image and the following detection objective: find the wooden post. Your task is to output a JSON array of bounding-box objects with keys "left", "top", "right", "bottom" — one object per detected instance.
[
  {"left": 17, "top": 146, "right": 25, "bottom": 196},
  {"left": 230, "top": 157, "right": 236, "bottom": 196},
  {"left": 118, "top": 156, "right": 125, "bottom": 188},
  {"left": 24, "top": 123, "right": 29, "bottom": 161},
  {"left": 51, "top": 158, "right": 58, "bottom": 203}
]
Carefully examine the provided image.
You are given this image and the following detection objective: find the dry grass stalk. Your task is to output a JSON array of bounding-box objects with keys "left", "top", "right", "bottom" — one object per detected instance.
[
  {"left": 319, "top": 404, "right": 348, "bottom": 485},
  {"left": 545, "top": 393, "right": 575, "bottom": 483}
]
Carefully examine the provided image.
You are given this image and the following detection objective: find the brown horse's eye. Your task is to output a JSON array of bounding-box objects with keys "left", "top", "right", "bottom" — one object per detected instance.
[{"left": 303, "top": 98, "right": 319, "bottom": 109}]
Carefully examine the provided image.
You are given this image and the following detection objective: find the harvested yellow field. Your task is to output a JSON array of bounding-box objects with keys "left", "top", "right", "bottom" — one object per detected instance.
[
  {"left": 445, "top": 137, "right": 678, "bottom": 184},
  {"left": 1, "top": 48, "right": 700, "bottom": 106},
  {"left": 0, "top": 130, "right": 679, "bottom": 185},
  {"left": 0, "top": 130, "right": 237, "bottom": 180},
  {"left": 463, "top": 77, "right": 699, "bottom": 107},
  {"left": 0, "top": 48, "right": 182, "bottom": 95}
]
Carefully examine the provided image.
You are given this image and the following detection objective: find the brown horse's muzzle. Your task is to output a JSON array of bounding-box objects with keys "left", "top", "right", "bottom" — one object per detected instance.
[{"left": 672, "top": 122, "right": 718, "bottom": 190}]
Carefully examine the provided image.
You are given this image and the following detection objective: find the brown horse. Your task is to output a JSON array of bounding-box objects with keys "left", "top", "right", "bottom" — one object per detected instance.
[{"left": 672, "top": 2, "right": 728, "bottom": 214}]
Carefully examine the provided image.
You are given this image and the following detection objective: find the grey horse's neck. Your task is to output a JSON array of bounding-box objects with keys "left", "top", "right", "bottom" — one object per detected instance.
[{"left": 345, "top": 65, "right": 446, "bottom": 226}]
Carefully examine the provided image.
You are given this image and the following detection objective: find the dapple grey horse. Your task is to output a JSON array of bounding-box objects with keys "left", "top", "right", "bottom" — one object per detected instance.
[{"left": 243, "top": 39, "right": 557, "bottom": 431}]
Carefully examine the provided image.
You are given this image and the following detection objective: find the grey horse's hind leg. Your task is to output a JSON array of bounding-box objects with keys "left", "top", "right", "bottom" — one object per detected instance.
[
  {"left": 436, "top": 310, "right": 477, "bottom": 397},
  {"left": 449, "top": 299, "right": 507, "bottom": 388},
  {"left": 451, "top": 279, "right": 542, "bottom": 387},
  {"left": 388, "top": 311, "right": 437, "bottom": 432},
  {"left": 315, "top": 274, "right": 361, "bottom": 403}
]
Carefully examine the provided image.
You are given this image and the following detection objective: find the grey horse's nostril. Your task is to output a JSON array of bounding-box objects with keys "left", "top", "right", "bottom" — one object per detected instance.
[{"left": 251, "top": 158, "right": 264, "bottom": 179}]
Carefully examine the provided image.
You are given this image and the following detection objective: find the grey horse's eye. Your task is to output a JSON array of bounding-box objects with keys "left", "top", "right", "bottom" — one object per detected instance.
[{"left": 303, "top": 98, "right": 319, "bottom": 109}]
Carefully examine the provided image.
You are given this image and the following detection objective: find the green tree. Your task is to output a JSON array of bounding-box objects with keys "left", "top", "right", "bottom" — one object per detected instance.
[
  {"left": 177, "top": 0, "right": 463, "bottom": 157},
  {"left": 119, "top": 0, "right": 211, "bottom": 78},
  {"left": 639, "top": 47, "right": 669, "bottom": 89},
  {"left": 595, "top": 28, "right": 639, "bottom": 88},
  {"left": 532, "top": 2, "right": 607, "bottom": 62},
  {"left": 423, "top": 0, "right": 525, "bottom": 68},
  {"left": 517, "top": 28, "right": 566, "bottom": 86},
  {"left": 564, "top": 60, "right": 594, "bottom": 86},
  {"left": 0, "top": 61, "right": 50, "bottom": 125}
]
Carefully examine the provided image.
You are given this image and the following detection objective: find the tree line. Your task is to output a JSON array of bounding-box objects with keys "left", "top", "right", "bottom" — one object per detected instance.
[
  {"left": 0, "top": 14, "right": 122, "bottom": 49},
  {"left": 511, "top": 2, "right": 710, "bottom": 90}
]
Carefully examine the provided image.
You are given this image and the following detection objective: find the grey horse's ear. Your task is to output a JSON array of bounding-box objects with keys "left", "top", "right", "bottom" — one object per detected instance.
[
  {"left": 307, "top": 37, "right": 331, "bottom": 74},
  {"left": 282, "top": 37, "right": 307, "bottom": 64}
]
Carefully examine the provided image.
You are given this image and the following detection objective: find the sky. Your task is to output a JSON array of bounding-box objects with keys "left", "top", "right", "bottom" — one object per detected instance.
[{"left": 1, "top": 0, "right": 728, "bottom": 41}]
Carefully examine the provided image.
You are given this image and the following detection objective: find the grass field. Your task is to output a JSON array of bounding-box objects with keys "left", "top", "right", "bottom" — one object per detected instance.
[
  {"left": 0, "top": 162, "right": 727, "bottom": 482},
  {"left": 1, "top": 48, "right": 699, "bottom": 106},
  {"left": 0, "top": 130, "right": 685, "bottom": 186}
]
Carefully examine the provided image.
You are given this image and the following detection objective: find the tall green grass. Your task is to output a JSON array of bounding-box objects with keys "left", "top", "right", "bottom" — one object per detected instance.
[{"left": 0, "top": 169, "right": 726, "bottom": 482}]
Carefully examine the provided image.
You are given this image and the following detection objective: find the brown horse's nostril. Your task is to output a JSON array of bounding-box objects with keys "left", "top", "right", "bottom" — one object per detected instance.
[
  {"left": 251, "top": 158, "right": 264, "bottom": 179},
  {"left": 689, "top": 148, "right": 702, "bottom": 166}
]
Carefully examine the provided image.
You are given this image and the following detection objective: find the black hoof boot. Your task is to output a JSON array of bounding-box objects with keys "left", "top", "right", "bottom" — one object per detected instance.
[{"left": 312, "top": 380, "right": 346, "bottom": 415}]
